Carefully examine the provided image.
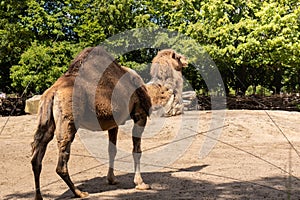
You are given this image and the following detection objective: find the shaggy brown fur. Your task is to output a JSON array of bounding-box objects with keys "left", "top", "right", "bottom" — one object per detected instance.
[
  {"left": 150, "top": 49, "right": 188, "bottom": 116},
  {"left": 31, "top": 46, "right": 171, "bottom": 200}
]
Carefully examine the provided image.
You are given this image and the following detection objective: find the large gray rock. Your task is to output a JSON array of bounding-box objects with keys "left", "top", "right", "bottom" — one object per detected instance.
[{"left": 25, "top": 95, "right": 41, "bottom": 114}]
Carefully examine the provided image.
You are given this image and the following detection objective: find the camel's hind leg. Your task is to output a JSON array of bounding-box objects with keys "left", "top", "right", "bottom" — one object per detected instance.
[
  {"left": 132, "top": 117, "right": 150, "bottom": 190},
  {"left": 107, "top": 127, "right": 118, "bottom": 185},
  {"left": 55, "top": 120, "right": 88, "bottom": 198},
  {"left": 31, "top": 123, "right": 55, "bottom": 200}
]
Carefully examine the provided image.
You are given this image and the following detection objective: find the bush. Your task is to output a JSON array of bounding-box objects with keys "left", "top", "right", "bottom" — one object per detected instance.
[{"left": 10, "top": 41, "right": 82, "bottom": 94}]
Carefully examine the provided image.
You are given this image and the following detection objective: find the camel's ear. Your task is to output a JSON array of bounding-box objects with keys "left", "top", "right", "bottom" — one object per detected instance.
[{"left": 171, "top": 51, "right": 176, "bottom": 59}]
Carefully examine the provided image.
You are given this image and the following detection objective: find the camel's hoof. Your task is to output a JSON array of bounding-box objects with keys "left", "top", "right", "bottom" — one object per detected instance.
[
  {"left": 75, "top": 189, "right": 89, "bottom": 198},
  {"left": 135, "top": 183, "right": 151, "bottom": 190}
]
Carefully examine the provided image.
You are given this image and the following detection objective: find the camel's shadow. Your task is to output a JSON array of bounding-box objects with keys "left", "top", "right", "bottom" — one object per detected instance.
[
  {"left": 56, "top": 165, "right": 208, "bottom": 199},
  {"left": 56, "top": 165, "right": 300, "bottom": 200},
  {"left": 4, "top": 165, "right": 300, "bottom": 199}
]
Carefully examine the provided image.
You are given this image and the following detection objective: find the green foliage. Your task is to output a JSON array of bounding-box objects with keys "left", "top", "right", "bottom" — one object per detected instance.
[
  {"left": 0, "top": 0, "right": 32, "bottom": 92},
  {"left": 0, "top": 0, "right": 299, "bottom": 95},
  {"left": 20, "top": 0, "right": 141, "bottom": 45},
  {"left": 246, "top": 85, "right": 273, "bottom": 96},
  {"left": 10, "top": 41, "right": 81, "bottom": 94},
  {"left": 180, "top": 0, "right": 300, "bottom": 94}
]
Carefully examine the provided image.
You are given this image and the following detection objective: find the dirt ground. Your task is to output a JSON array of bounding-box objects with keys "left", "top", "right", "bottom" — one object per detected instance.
[{"left": 1, "top": 110, "right": 300, "bottom": 200}]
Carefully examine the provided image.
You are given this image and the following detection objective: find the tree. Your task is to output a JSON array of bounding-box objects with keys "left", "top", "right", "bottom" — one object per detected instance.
[
  {"left": 179, "top": 0, "right": 300, "bottom": 94},
  {"left": 11, "top": 0, "right": 140, "bottom": 94},
  {"left": 5, "top": 0, "right": 300, "bottom": 95},
  {"left": 10, "top": 41, "right": 81, "bottom": 94},
  {"left": 0, "top": 0, "right": 32, "bottom": 92}
]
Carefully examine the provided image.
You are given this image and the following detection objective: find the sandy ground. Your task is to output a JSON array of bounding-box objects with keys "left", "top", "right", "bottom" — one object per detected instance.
[{"left": 1, "top": 110, "right": 300, "bottom": 200}]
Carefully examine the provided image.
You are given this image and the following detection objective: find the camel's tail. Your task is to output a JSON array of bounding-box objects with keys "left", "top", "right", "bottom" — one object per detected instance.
[{"left": 31, "top": 91, "right": 55, "bottom": 155}]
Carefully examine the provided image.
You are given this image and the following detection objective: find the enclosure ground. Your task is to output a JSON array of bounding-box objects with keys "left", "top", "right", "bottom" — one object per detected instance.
[{"left": 1, "top": 110, "right": 300, "bottom": 199}]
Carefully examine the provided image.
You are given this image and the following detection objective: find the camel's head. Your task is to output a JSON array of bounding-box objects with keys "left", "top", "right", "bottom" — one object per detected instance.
[
  {"left": 154, "top": 49, "right": 188, "bottom": 71},
  {"left": 145, "top": 83, "right": 173, "bottom": 110}
]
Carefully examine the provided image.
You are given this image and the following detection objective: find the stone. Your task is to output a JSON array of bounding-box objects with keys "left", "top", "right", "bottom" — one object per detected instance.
[{"left": 25, "top": 95, "right": 41, "bottom": 114}]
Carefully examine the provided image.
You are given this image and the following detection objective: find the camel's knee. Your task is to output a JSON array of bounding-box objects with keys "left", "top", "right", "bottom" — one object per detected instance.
[
  {"left": 31, "top": 157, "right": 42, "bottom": 173},
  {"left": 56, "top": 150, "right": 71, "bottom": 177},
  {"left": 56, "top": 166, "right": 68, "bottom": 177},
  {"left": 31, "top": 146, "right": 46, "bottom": 171},
  {"left": 132, "top": 138, "right": 142, "bottom": 153},
  {"left": 31, "top": 155, "right": 38, "bottom": 166}
]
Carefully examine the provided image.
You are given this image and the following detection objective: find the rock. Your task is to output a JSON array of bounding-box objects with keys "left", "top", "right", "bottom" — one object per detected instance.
[
  {"left": 182, "top": 91, "right": 196, "bottom": 100},
  {"left": 25, "top": 95, "right": 41, "bottom": 114},
  {"left": 182, "top": 91, "right": 197, "bottom": 110}
]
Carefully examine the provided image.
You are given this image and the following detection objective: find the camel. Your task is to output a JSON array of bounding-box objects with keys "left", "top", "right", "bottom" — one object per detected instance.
[
  {"left": 30, "top": 46, "right": 174, "bottom": 200},
  {"left": 150, "top": 49, "right": 188, "bottom": 116}
]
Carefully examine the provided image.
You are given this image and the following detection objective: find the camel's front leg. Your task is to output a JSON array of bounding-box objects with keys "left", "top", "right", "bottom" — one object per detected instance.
[
  {"left": 132, "top": 118, "right": 151, "bottom": 190},
  {"left": 107, "top": 127, "right": 118, "bottom": 185}
]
